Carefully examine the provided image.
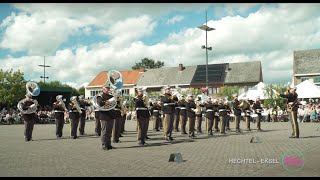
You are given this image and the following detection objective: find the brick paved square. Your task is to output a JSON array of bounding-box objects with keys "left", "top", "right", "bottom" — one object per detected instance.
[{"left": 0, "top": 120, "right": 319, "bottom": 176}]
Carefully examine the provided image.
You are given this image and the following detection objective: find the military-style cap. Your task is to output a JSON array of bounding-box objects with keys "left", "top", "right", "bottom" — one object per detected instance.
[
  {"left": 70, "top": 96, "right": 77, "bottom": 101},
  {"left": 137, "top": 87, "right": 144, "bottom": 92},
  {"left": 56, "top": 95, "right": 63, "bottom": 101},
  {"left": 164, "top": 85, "right": 171, "bottom": 90}
]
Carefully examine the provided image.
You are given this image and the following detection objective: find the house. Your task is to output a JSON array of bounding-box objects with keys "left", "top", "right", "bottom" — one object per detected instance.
[
  {"left": 224, "top": 61, "right": 263, "bottom": 94},
  {"left": 136, "top": 64, "right": 197, "bottom": 93},
  {"left": 85, "top": 69, "right": 144, "bottom": 98},
  {"left": 293, "top": 48, "right": 320, "bottom": 86}
]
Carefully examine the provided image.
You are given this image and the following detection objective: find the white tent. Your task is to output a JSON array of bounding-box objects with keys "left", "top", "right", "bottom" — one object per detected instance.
[
  {"left": 295, "top": 80, "right": 320, "bottom": 98},
  {"left": 238, "top": 82, "right": 268, "bottom": 100}
]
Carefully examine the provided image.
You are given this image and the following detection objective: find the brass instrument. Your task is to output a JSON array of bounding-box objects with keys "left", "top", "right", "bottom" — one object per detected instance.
[
  {"left": 70, "top": 96, "right": 82, "bottom": 113},
  {"left": 238, "top": 99, "right": 250, "bottom": 111},
  {"left": 92, "top": 70, "right": 123, "bottom": 111},
  {"left": 17, "top": 81, "right": 40, "bottom": 114},
  {"left": 56, "top": 95, "right": 68, "bottom": 112}
]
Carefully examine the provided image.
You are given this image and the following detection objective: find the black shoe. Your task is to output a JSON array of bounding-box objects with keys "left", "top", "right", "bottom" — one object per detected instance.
[
  {"left": 247, "top": 129, "right": 251, "bottom": 131},
  {"left": 119, "top": 134, "right": 123, "bottom": 137},
  {"left": 169, "top": 137, "right": 174, "bottom": 141},
  {"left": 113, "top": 140, "right": 121, "bottom": 143},
  {"left": 107, "top": 146, "right": 115, "bottom": 150},
  {"left": 156, "top": 129, "right": 160, "bottom": 131},
  {"left": 289, "top": 136, "right": 299, "bottom": 138},
  {"left": 138, "top": 141, "right": 145, "bottom": 146},
  {"left": 73, "top": 136, "right": 78, "bottom": 139},
  {"left": 181, "top": 132, "right": 187, "bottom": 135},
  {"left": 145, "top": 136, "right": 151, "bottom": 139},
  {"left": 80, "top": 133, "right": 85, "bottom": 135}
]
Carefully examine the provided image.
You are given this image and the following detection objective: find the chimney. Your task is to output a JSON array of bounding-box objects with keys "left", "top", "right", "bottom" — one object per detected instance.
[{"left": 178, "top": 64, "right": 184, "bottom": 71}]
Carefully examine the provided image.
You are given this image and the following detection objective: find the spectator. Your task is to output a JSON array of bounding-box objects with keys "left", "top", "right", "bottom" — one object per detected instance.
[
  {"left": 298, "top": 105, "right": 305, "bottom": 123},
  {"left": 310, "top": 106, "right": 318, "bottom": 122}
]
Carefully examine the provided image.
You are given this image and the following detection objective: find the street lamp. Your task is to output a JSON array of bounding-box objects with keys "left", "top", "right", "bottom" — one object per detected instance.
[
  {"left": 38, "top": 56, "right": 51, "bottom": 84},
  {"left": 198, "top": 11, "right": 215, "bottom": 95}
]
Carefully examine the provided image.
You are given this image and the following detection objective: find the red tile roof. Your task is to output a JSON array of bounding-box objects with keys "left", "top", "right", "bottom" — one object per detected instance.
[{"left": 87, "top": 69, "right": 144, "bottom": 87}]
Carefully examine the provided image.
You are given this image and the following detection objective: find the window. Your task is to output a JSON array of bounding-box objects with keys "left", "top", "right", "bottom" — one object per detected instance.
[
  {"left": 122, "top": 89, "right": 130, "bottom": 95},
  {"left": 90, "top": 90, "right": 102, "bottom": 97}
]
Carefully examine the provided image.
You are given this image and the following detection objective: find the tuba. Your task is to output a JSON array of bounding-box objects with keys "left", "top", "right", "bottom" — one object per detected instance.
[
  {"left": 17, "top": 81, "right": 40, "bottom": 114},
  {"left": 92, "top": 70, "right": 123, "bottom": 111},
  {"left": 70, "top": 96, "right": 82, "bottom": 113},
  {"left": 56, "top": 95, "right": 68, "bottom": 112},
  {"left": 238, "top": 99, "right": 250, "bottom": 111}
]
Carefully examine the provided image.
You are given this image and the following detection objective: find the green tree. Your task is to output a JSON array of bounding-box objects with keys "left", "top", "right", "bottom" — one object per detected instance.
[
  {"left": 78, "top": 86, "right": 85, "bottom": 95},
  {"left": 132, "top": 58, "right": 165, "bottom": 70},
  {"left": 0, "top": 69, "right": 26, "bottom": 108},
  {"left": 263, "top": 83, "right": 288, "bottom": 110},
  {"left": 218, "top": 86, "right": 240, "bottom": 100}
]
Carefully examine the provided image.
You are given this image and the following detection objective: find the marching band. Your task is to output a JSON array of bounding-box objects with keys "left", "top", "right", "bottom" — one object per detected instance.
[{"left": 17, "top": 69, "right": 301, "bottom": 150}]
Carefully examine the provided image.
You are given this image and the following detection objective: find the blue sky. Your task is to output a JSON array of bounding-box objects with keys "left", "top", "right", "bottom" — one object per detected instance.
[{"left": 0, "top": 3, "right": 319, "bottom": 88}]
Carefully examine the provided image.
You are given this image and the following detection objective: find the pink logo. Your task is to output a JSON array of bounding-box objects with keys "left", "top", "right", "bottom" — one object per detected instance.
[{"left": 283, "top": 156, "right": 304, "bottom": 166}]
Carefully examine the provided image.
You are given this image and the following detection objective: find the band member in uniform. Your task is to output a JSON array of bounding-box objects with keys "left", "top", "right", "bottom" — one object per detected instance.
[
  {"left": 217, "top": 99, "right": 228, "bottom": 134},
  {"left": 113, "top": 95, "right": 123, "bottom": 143},
  {"left": 173, "top": 97, "right": 181, "bottom": 132},
  {"left": 160, "top": 85, "right": 176, "bottom": 141},
  {"left": 97, "top": 84, "right": 116, "bottom": 150},
  {"left": 276, "top": 86, "right": 300, "bottom": 138},
  {"left": 78, "top": 95, "right": 91, "bottom": 135},
  {"left": 179, "top": 95, "right": 188, "bottom": 135},
  {"left": 53, "top": 95, "right": 67, "bottom": 138},
  {"left": 224, "top": 100, "right": 231, "bottom": 131},
  {"left": 239, "top": 98, "right": 252, "bottom": 131},
  {"left": 134, "top": 87, "right": 150, "bottom": 145},
  {"left": 252, "top": 96, "right": 263, "bottom": 131},
  {"left": 232, "top": 94, "right": 242, "bottom": 133},
  {"left": 94, "top": 108, "right": 101, "bottom": 136},
  {"left": 185, "top": 94, "right": 197, "bottom": 138},
  {"left": 212, "top": 99, "right": 220, "bottom": 132},
  {"left": 68, "top": 96, "right": 81, "bottom": 139},
  {"left": 19, "top": 94, "right": 38, "bottom": 141},
  {"left": 195, "top": 96, "right": 205, "bottom": 133},
  {"left": 120, "top": 100, "right": 128, "bottom": 134},
  {"left": 150, "top": 101, "right": 160, "bottom": 131},
  {"left": 205, "top": 97, "right": 215, "bottom": 136}
]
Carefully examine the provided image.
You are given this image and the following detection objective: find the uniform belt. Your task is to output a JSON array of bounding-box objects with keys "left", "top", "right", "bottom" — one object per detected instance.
[
  {"left": 81, "top": 108, "right": 85, "bottom": 110},
  {"left": 219, "top": 109, "right": 228, "bottom": 112},
  {"left": 54, "top": 110, "right": 64, "bottom": 113},
  {"left": 164, "top": 103, "right": 175, "bottom": 106},
  {"left": 113, "top": 108, "right": 121, "bottom": 111},
  {"left": 69, "top": 111, "right": 79, "bottom": 113},
  {"left": 136, "top": 108, "right": 148, "bottom": 110},
  {"left": 175, "top": 107, "right": 180, "bottom": 109},
  {"left": 206, "top": 109, "right": 213, "bottom": 112},
  {"left": 153, "top": 110, "right": 159, "bottom": 112},
  {"left": 180, "top": 107, "right": 186, "bottom": 110}
]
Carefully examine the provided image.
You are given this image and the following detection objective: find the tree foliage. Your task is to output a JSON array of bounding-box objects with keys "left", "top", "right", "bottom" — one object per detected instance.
[
  {"left": 263, "top": 83, "right": 288, "bottom": 110},
  {"left": 0, "top": 69, "right": 26, "bottom": 108},
  {"left": 217, "top": 86, "right": 240, "bottom": 100},
  {"left": 132, "top": 58, "right": 165, "bottom": 70}
]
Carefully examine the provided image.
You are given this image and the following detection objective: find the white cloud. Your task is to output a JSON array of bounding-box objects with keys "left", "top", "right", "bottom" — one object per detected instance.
[
  {"left": 166, "top": 15, "right": 184, "bottom": 25},
  {"left": 1, "top": 3, "right": 320, "bottom": 88}
]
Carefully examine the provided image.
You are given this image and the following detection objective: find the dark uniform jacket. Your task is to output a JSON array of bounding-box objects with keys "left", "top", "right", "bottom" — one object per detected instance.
[
  {"left": 53, "top": 101, "right": 66, "bottom": 112},
  {"left": 21, "top": 98, "right": 37, "bottom": 121},
  {"left": 178, "top": 100, "right": 187, "bottom": 117},
  {"left": 217, "top": 103, "right": 228, "bottom": 116},
  {"left": 150, "top": 103, "right": 161, "bottom": 116},
  {"left": 161, "top": 93, "right": 176, "bottom": 114},
  {"left": 185, "top": 100, "right": 196, "bottom": 118},
  {"left": 279, "top": 92, "right": 299, "bottom": 111},
  {"left": 114, "top": 98, "right": 122, "bottom": 118},
  {"left": 232, "top": 99, "right": 242, "bottom": 116},
  {"left": 97, "top": 93, "right": 115, "bottom": 120},
  {"left": 135, "top": 95, "right": 150, "bottom": 119},
  {"left": 68, "top": 102, "right": 80, "bottom": 120},
  {"left": 205, "top": 102, "right": 215, "bottom": 119},
  {"left": 252, "top": 101, "right": 263, "bottom": 113},
  {"left": 79, "top": 100, "right": 91, "bottom": 117}
]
